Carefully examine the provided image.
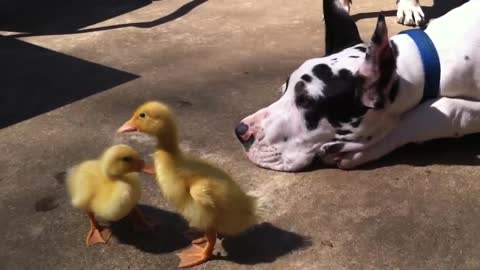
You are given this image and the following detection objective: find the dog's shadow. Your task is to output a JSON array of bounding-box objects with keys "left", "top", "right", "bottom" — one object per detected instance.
[
  {"left": 359, "top": 133, "right": 480, "bottom": 170},
  {"left": 217, "top": 223, "right": 312, "bottom": 264},
  {"left": 306, "top": 133, "right": 480, "bottom": 172},
  {"left": 110, "top": 204, "right": 190, "bottom": 254}
]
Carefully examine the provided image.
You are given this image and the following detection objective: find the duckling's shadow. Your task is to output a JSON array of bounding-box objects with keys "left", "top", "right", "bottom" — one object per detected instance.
[
  {"left": 218, "top": 223, "right": 312, "bottom": 264},
  {"left": 110, "top": 204, "right": 190, "bottom": 254}
]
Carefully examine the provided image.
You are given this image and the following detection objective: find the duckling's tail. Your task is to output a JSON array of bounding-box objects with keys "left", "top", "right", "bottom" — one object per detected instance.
[{"left": 248, "top": 193, "right": 268, "bottom": 222}]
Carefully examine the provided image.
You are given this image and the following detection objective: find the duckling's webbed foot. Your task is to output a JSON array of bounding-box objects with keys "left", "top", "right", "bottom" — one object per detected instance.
[
  {"left": 86, "top": 212, "right": 112, "bottom": 246},
  {"left": 177, "top": 231, "right": 216, "bottom": 268}
]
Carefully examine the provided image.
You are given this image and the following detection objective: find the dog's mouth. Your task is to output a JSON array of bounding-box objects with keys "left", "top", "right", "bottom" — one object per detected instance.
[
  {"left": 238, "top": 134, "right": 255, "bottom": 152},
  {"left": 243, "top": 143, "right": 287, "bottom": 171}
]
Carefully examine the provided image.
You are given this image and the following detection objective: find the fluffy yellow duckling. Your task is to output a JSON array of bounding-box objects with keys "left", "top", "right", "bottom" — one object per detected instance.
[
  {"left": 67, "top": 144, "right": 150, "bottom": 246},
  {"left": 118, "top": 101, "right": 260, "bottom": 268}
]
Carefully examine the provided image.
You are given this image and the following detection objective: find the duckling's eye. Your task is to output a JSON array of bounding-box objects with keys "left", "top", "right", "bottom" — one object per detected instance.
[
  {"left": 139, "top": 113, "right": 146, "bottom": 118},
  {"left": 122, "top": 156, "right": 133, "bottom": 162}
]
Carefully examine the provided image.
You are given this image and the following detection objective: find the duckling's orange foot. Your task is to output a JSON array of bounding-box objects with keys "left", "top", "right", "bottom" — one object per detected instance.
[
  {"left": 190, "top": 236, "right": 207, "bottom": 244},
  {"left": 176, "top": 245, "right": 211, "bottom": 268},
  {"left": 86, "top": 227, "right": 112, "bottom": 246}
]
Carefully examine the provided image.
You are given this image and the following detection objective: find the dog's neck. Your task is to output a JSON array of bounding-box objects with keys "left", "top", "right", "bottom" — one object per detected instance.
[{"left": 387, "top": 34, "right": 426, "bottom": 115}]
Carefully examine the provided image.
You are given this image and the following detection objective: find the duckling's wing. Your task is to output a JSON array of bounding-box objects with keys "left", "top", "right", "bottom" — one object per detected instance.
[{"left": 189, "top": 178, "right": 215, "bottom": 208}]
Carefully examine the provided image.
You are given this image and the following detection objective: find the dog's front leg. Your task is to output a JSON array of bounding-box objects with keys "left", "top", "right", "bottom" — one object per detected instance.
[{"left": 337, "top": 97, "right": 480, "bottom": 169}]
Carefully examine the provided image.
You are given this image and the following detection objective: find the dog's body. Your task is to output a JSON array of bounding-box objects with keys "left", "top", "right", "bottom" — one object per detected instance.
[
  {"left": 235, "top": 0, "right": 480, "bottom": 171},
  {"left": 340, "top": 0, "right": 425, "bottom": 26}
]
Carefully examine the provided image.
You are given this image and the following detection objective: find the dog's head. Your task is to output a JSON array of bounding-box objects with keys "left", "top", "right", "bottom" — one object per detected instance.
[{"left": 235, "top": 0, "right": 399, "bottom": 171}]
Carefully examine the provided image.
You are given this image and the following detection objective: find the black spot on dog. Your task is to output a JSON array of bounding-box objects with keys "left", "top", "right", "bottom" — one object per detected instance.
[
  {"left": 312, "top": 64, "right": 333, "bottom": 83},
  {"left": 350, "top": 118, "right": 362, "bottom": 128},
  {"left": 301, "top": 74, "right": 312, "bottom": 83},
  {"left": 464, "top": 55, "right": 470, "bottom": 61},
  {"left": 283, "top": 137, "right": 289, "bottom": 142},
  {"left": 35, "top": 196, "right": 58, "bottom": 212},
  {"left": 295, "top": 82, "right": 315, "bottom": 107},
  {"left": 349, "top": 55, "right": 360, "bottom": 58},
  {"left": 336, "top": 129, "right": 352, "bottom": 135},
  {"left": 296, "top": 66, "right": 368, "bottom": 130},
  {"left": 354, "top": 46, "right": 367, "bottom": 53},
  {"left": 331, "top": 58, "right": 337, "bottom": 61}
]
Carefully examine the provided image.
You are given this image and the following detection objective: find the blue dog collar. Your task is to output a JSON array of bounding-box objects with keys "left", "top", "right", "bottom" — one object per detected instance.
[{"left": 398, "top": 29, "right": 441, "bottom": 103}]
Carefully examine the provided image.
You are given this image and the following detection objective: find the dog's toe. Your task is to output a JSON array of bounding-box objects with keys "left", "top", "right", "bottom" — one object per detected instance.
[
  {"left": 397, "top": 1, "right": 425, "bottom": 26},
  {"left": 320, "top": 142, "right": 345, "bottom": 155},
  {"left": 337, "top": 152, "right": 363, "bottom": 170}
]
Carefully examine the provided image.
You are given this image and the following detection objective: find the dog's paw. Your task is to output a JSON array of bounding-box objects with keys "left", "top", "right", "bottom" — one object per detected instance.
[
  {"left": 336, "top": 151, "right": 364, "bottom": 170},
  {"left": 319, "top": 142, "right": 345, "bottom": 156},
  {"left": 397, "top": 0, "right": 425, "bottom": 26}
]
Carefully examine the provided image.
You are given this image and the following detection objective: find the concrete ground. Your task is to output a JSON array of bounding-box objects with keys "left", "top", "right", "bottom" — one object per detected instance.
[{"left": 1, "top": 0, "right": 480, "bottom": 269}]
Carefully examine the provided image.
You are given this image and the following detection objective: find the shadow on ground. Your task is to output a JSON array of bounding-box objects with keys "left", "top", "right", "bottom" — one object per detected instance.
[
  {"left": 5, "top": 0, "right": 209, "bottom": 38},
  {"left": 351, "top": 0, "right": 468, "bottom": 27},
  {"left": 0, "top": 35, "right": 139, "bottom": 128},
  {"left": 219, "top": 223, "right": 312, "bottom": 264},
  {"left": 358, "top": 133, "right": 480, "bottom": 170},
  {"left": 112, "top": 209, "right": 310, "bottom": 264},
  {"left": 0, "top": 0, "right": 151, "bottom": 34},
  {"left": 306, "top": 133, "right": 480, "bottom": 172},
  {"left": 110, "top": 204, "right": 190, "bottom": 253}
]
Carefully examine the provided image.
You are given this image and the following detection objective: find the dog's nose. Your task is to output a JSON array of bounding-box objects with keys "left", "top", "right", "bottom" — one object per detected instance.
[
  {"left": 235, "top": 122, "right": 251, "bottom": 142},
  {"left": 235, "top": 122, "right": 248, "bottom": 137}
]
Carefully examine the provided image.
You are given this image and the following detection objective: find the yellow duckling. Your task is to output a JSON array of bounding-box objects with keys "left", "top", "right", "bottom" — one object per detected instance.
[
  {"left": 118, "top": 101, "right": 260, "bottom": 268},
  {"left": 67, "top": 144, "right": 150, "bottom": 246}
]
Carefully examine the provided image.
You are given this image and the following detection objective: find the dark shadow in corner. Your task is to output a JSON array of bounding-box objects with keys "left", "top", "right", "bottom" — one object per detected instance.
[
  {"left": 110, "top": 204, "right": 190, "bottom": 254},
  {"left": 352, "top": 133, "right": 480, "bottom": 171},
  {"left": 0, "top": 0, "right": 151, "bottom": 34},
  {"left": 0, "top": 35, "right": 139, "bottom": 129},
  {"left": 350, "top": 0, "right": 468, "bottom": 26},
  {"left": 218, "top": 223, "right": 312, "bottom": 265},
  {"left": 8, "top": 0, "right": 209, "bottom": 38}
]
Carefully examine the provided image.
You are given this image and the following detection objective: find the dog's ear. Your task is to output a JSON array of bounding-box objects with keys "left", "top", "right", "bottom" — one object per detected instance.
[
  {"left": 324, "top": 0, "right": 362, "bottom": 55},
  {"left": 356, "top": 14, "right": 397, "bottom": 109}
]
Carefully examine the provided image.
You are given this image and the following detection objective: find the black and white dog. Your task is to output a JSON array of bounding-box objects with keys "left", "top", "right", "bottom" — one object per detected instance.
[
  {"left": 339, "top": 0, "right": 425, "bottom": 26},
  {"left": 235, "top": 0, "right": 480, "bottom": 171}
]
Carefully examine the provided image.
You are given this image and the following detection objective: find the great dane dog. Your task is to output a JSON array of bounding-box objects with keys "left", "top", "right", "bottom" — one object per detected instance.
[{"left": 234, "top": 0, "right": 480, "bottom": 172}]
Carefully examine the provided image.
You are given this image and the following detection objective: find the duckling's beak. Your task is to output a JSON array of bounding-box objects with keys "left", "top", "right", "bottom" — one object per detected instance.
[
  {"left": 134, "top": 159, "right": 146, "bottom": 172},
  {"left": 118, "top": 118, "right": 137, "bottom": 133}
]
